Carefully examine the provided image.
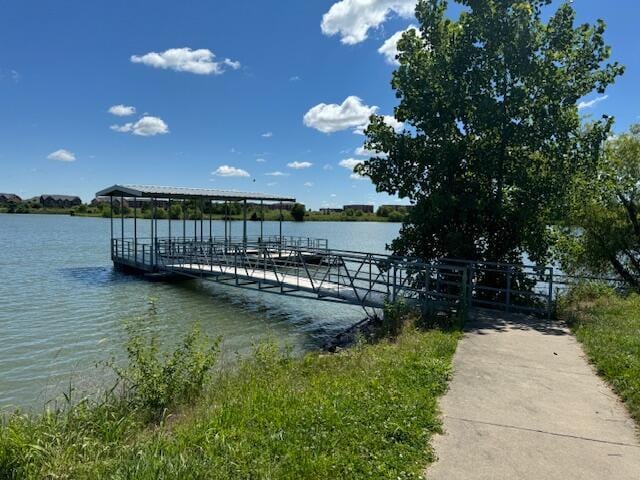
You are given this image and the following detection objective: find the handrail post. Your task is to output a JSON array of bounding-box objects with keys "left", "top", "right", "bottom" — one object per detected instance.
[
  {"left": 506, "top": 267, "right": 512, "bottom": 313},
  {"left": 547, "top": 267, "right": 554, "bottom": 320},
  {"left": 392, "top": 264, "right": 397, "bottom": 302}
]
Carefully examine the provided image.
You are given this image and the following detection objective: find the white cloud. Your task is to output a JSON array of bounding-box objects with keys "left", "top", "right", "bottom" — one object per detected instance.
[
  {"left": 222, "top": 58, "right": 241, "bottom": 70},
  {"left": 578, "top": 95, "right": 609, "bottom": 110},
  {"left": 267, "top": 182, "right": 277, "bottom": 187},
  {"left": 108, "top": 104, "right": 136, "bottom": 116},
  {"left": 47, "top": 149, "right": 76, "bottom": 162},
  {"left": 339, "top": 158, "right": 363, "bottom": 170},
  {"left": 350, "top": 172, "right": 366, "bottom": 180},
  {"left": 287, "top": 161, "right": 313, "bottom": 169},
  {"left": 261, "top": 132, "right": 273, "bottom": 138},
  {"left": 304, "top": 182, "right": 314, "bottom": 187},
  {"left": 289, "top": 75, "right": 301, "bottom": 81},
  {"left": 256, "top": 158, "right": 266, "bottom": 163},
  {"left": 378, "top": 25, "right": 418, "bottom": 64},
  {"left": 304, "top": 96, "right": 377, "bottom": 133},
  {"left": 383, "top": 115, "right": 404, "bottom": 132},
  {"left": 110, "top": 116, "right": 169, "bottom": 136},
  {"left": 212, "top": 165, "right": 250, "bottom": 177},
  {"left": 323, "top": 163, "right": 334, "bottom": 171},
  {"left": 330, "top": 193, "right": 337, "bottom": 197},
  {"left": 321, "top": 0, "right": 417, "bottom": 45},
  {"left": 130, "top": 47, "right": 240, "bottom": 75},
  {"left": 265, "top": 171, "right": 290, "bottom": 176}
]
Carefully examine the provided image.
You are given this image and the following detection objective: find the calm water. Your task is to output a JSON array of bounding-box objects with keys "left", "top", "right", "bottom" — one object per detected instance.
[{"left": 0, "top": 214, "right": 399, "bottom": 410}]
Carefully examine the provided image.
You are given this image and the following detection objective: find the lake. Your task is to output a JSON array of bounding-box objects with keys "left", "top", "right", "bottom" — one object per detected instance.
[{"left": 0, "top": 214, "right": 399, "bottom": 410}]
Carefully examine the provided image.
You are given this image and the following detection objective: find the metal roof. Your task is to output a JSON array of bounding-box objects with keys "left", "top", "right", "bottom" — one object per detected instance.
[{"left": 95, "top": 184, "right": 295, "bottom": 202}]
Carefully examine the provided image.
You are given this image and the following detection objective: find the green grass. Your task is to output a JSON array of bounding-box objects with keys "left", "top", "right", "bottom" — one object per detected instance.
[
  {"left": 1, "top": 319, "right": 459, "bottom": 479},
  {"left": 558, "top": 286, "right": 640, "bottom": 424}
]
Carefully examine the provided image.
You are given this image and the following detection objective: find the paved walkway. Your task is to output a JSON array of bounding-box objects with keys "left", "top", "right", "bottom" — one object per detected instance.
[{"left": 427, "top": 310, "right": 640, "bottom": 480}]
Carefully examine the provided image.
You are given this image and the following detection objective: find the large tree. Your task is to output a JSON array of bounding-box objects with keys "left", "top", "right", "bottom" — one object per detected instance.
[
  {"left": 555, "top": 125, "right": 640, "bottom": 290},
  {"left": 359, "top": 0, "right": 623, "bottom": 265}
]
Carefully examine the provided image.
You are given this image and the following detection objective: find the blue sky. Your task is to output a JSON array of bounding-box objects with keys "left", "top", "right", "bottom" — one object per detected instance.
[{"left": 1, "top": 0, "right": 638, "bottom": 208}]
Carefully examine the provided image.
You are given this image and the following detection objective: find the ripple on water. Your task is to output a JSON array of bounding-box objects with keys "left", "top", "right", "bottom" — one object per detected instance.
[{"left": 0, "top": 214, "right": 399, "bottom": 410}]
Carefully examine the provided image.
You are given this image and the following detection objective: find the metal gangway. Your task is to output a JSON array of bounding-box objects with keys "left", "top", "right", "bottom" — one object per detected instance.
[{"left": 111, "top": 236, "right": 554, "bottom": 318}]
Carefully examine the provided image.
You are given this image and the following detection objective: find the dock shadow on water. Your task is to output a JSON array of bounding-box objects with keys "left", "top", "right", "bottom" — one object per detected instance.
[{"left": 57, "top": 266, "right": 139, "bottom": 287}]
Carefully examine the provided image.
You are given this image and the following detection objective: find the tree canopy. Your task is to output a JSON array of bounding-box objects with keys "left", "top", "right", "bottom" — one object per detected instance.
[
  {"left": 358, "top": 0, "right": 623, "bottom": 265},
  {"left": 291, "top": 203, "right": 306, "bottom": 222},
  {"left": 555, "top": 125, "right": 640, "bottom": 290}
]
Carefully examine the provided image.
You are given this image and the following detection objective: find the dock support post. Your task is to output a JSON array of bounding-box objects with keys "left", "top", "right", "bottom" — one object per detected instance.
[
  {"left": 134, "top": 197, "right": 137, "bottom": 264},
  {"left": 260, "top": 200, "right": 264, "bottom": 242},
  {"left": 120, "top": 195, "right": 124, "bottom": 259},
  {"left": 168, "top": 198, "right": 172, "bottom": 244},
  {"left": 182, "top": 200, "right": 186, "bottom": 255},
  {"left": 151, "top": 198, "right": 155, "bottom": 267},
  {"left": 109, "top": 196, "right": 114, "bottom": 259},
  {"left": 243, "top": 199, "right": 247, "bottom": 247},
  {"left": 209, "top": 200, "right": 212, "bottom": 241},
  {"left": 279, "top": 203, "right": 283, "bottom": 248},
  {"left": 224, "top": 201, "right": 228, "bottom": 251},
  {"left": 193, "top": 200, "right": 197, "bottom": 241},
  {"left": 200, "top": 199, "right": 204, "bottom": 243}
]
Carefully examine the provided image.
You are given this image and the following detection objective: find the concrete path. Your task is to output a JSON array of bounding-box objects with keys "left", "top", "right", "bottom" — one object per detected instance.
[{"left": 427, "top": 310, "right": 640, "bottom": 480}]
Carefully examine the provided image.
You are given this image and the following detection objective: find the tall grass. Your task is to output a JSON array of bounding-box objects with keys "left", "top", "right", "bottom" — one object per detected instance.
[{"left": 1, "top": 308, "right": 459, "bottom": 479}]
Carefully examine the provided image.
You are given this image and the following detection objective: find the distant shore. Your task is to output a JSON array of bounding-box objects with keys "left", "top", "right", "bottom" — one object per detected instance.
[{"left": 0, "top": 206, "right": 405, "bottom": 223}]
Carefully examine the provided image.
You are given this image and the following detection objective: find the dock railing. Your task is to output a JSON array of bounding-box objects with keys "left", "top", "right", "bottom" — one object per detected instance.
[{"left": 111, "top": 237, "right": 555, "bottom": 317}]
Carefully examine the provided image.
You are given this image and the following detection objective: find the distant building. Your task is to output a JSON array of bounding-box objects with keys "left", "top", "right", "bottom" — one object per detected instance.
[
  {"left": 319, "top": 208, "right": 343, "bottom": 214},
  {"left": 39, "top": 194, "right": 82, "bottom": 208},
  {"left": 0, "top": 193, "right": 22, "bottom": 204},
  {"left": 343, "top": 204, "right": 374, "bottom": 213}
]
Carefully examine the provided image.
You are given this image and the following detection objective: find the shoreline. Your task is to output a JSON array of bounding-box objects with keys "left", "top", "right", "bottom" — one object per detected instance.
[{"left": 0, "top": 209, "right": 405, "bottom": 223}]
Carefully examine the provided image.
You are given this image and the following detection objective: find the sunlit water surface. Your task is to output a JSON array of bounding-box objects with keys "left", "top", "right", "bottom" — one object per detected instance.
[{"left": 0, "top": 214, "right": 399, "bottom": 410}]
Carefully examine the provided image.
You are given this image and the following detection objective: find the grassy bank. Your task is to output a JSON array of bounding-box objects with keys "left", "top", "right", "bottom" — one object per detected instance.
[
  {"left": 558, "top": 286, "right": 640, "bottom": 423},
  {"left": 1, "top": 313, "right": 459, "bottom": 479}
]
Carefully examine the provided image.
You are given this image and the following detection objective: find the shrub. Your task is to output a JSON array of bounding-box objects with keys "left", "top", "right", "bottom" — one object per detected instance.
[{"left": 112, "top": 324, "right": 220, "bottom": 418}]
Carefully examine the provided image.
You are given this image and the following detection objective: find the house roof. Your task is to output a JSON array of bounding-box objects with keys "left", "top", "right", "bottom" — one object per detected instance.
[
  {"left": 0, "top": 193, "right": 21, "bottom": 201},
  {"left": 95, "top": 184, "right": 295, "bottom": 202},
  {"left": 40, "top": 194, "right": 81, "bottom": 201}
]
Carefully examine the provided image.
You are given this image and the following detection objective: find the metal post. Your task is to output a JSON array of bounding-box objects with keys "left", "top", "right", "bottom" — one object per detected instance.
[
  {"left": 120, "top": 195, "right": 124, "bottom": 259},
  {"left": 182, "top": 199, "right": 186, "bottom": 242},
  {"left": 392, "top": 265, "right": 397, "bottom": 302},
  {"left": 200, "top": 199, "right": 204, "bottom": 243},
  {"left": 150, "top": 198, "right": 155, "bottom": 267},
  {"left": 109, "top": 196, "right": 114, "bottom": 258},
  {"left": 224, "top": 201, "right": 229, "bottom": 249},
  {"left": 168, "top": 197, "right": 172, "bottom": 242},
  {"left": 209, "top": 200, "right": 212, "bottom": 241},
  {"left": 547, "top": 267, "right": 554, "bottom": 320},
  {"left": 134, "top": 197, "right": 137, "bottom": 263},
  {"left": 260, "top": 200, "right": 264, "bottom": 242},
  {"left": 506, "top": 267, "right": 512, "bottom": 313},
  {"left": 193, "top": 200, "right": 197, "bottom": 241},
  {"left": 243, "top": 199, "right": 247, "bottom": 247},
  {"left": 279, "top": 203, "right": 283, "bottom": 243}
]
